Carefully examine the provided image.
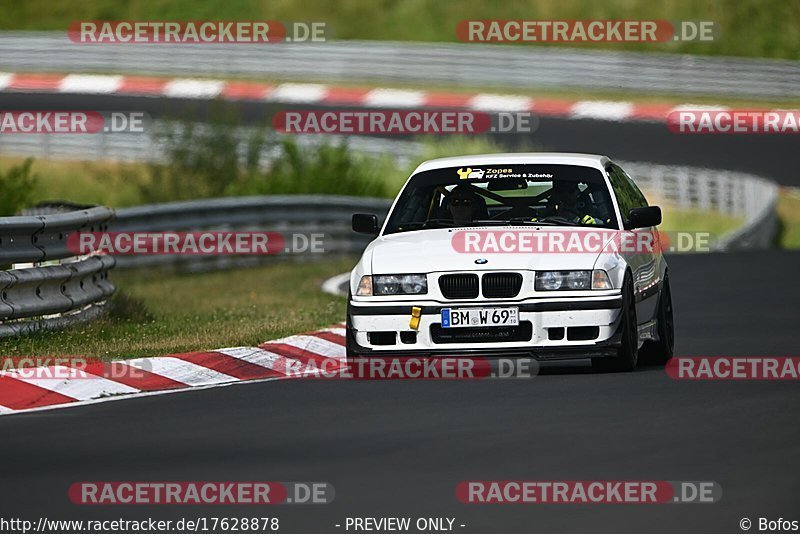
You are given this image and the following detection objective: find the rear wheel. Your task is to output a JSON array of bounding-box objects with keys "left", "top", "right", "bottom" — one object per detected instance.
[
  {"left": 640, "top": 275, "right": 674, "bottom": 365},
  {"left": 593, "top": 273, "right": 638, "bottom": 372}
]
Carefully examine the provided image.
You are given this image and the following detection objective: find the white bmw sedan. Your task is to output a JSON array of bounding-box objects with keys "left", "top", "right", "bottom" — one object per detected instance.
[{"left": 346, "top": 153, "right": 674, "bottom": 371}]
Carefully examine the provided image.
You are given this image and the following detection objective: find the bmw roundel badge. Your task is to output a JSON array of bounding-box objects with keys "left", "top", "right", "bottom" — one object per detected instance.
[{"left": 475, "top": 258, "right": 489, "bottom": 264}]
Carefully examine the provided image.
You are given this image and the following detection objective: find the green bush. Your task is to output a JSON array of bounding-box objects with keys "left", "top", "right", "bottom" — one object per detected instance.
[
  {"left": 142, "top": 124, "right": 520, "bottom": 202},
  {"left": 0, "top": 158, "right": 37, "bottom": 216},
  {"left": 132, "top": 111, "right": 269, "bottom": 203},
  {"left": 132, "top": 104, "right": 401, "bottom": 201},
  {"left": 241, "top": 138, "right": 397, "bottom": 198}
]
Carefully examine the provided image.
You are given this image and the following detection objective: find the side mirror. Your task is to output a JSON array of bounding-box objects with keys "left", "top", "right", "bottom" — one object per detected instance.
[
  {"left": 352, "top": 213, "right": 379, "bottom": 235},
  {"left": 627, "top": 206, "right": 662, "bottom": 229}
]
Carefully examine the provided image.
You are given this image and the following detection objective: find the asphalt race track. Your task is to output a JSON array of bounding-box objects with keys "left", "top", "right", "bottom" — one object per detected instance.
[{"left": 1, "top": 90, "right": 799, "bottom": 533}]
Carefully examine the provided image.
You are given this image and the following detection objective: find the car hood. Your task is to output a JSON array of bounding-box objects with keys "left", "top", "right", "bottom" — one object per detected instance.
[{"left": 368, "top": 227, "right": 618, "bottom": 273}]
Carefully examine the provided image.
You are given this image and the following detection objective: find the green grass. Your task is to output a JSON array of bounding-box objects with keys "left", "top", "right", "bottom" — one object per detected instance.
[
  {"left": 1, "top": 0, "right": 799, "bottom": 59},
  {"left": 0, "top": 258, "right": 353, "bottom": 359},
  {"left": 642, "top": 188, "right": 744, "bottom": 240},
  {"left": 0, "top": 157, "right": 146, "bottom": 208},
  {"left": 659, "top": 206, "right": 743, "bottom": 240},
  {"left": 777, "top": 188, "right": 800, "bottom": 249}
]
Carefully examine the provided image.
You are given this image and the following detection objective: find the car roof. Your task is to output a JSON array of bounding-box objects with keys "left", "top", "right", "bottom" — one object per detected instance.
[{"left": 412, "top": 152, "right": 611, "bottom": 174}]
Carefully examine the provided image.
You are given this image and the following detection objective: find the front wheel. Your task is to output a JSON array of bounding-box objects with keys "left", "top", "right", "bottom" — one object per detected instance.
[
  {"left": 593, "top": 273, "right": 638, "bottom": 372},
  {"left": 640, "top": 275, "right": 674, "bottom": 365}
]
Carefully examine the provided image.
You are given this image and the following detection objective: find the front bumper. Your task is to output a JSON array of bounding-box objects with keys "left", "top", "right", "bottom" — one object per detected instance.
[{"left": 347, "top": 296, "right": 624, "bottom": 361}]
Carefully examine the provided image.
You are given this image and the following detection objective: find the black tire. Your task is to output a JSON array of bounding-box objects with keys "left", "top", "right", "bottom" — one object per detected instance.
[
  {"left": 593, "top": 273, "right": 638, "bottom": 372},
  {"left": 639, "top": 275, "right": 675, "bottom": 365}
]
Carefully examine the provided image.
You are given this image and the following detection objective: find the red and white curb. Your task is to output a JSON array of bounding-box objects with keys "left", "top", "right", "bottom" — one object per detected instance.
[
  {"left": 0, "top": 71, "right": 739, "bottom": 123},
  {"left": 0, "top": 325, "right": 347, "bottom": 416}
]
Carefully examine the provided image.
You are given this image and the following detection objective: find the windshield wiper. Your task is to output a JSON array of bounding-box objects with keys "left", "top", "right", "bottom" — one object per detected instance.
[
  {"left": 505, "top": 217, "right": 568, "bottom": 226},
  {"left": 463, "top": 219, "right": 521, "bottom": 226}
]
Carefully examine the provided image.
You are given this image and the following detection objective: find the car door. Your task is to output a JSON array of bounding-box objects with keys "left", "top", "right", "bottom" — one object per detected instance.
[{"left": 606, "top": 163, "right": 661, "bottom": 325}]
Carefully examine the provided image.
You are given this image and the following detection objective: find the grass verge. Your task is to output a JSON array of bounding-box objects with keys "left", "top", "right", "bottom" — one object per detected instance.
[
  {"left": 0, "top": 157, "right": 147, "bottom": 208},
  {"left": 777, "top": 188, "right": 800, "bottom": 249},
  {"left": 659, "top": 206, "right": 743, "bottom": 240},
  {"left": 0, "top": 258, "right": 354, "bottom": 360}
]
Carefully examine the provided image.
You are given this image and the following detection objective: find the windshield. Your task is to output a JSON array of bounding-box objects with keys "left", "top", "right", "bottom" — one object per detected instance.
[{"left": 383, "top": 164, "right": 618, "bottom": 234}]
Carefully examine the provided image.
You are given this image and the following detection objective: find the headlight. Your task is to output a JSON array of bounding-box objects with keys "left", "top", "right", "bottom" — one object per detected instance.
[
  {"left": 375, "top": 275, "right": 402, "bottom": 295},
  {"left": 535, "top": 270, "right": 612, "bottom": 291},
  {"left": 399, "top": 274, "right": 427, "bottom": 294},
  {"left": 357, "top": 274, "right": 428, "bottom": 296}
]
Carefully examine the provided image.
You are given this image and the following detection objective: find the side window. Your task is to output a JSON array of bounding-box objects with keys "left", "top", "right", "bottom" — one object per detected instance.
[
  {"left": 606, "top": 164, "right": 637, "bottom": 223},
  {"left": 619, "top": 166, "right": 648, "bottom": 208}
]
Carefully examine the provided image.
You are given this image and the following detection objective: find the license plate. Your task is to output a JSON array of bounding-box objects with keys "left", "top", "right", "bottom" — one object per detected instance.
[{"left": 441, "top": 307, "right": 519, "bottom": 328}]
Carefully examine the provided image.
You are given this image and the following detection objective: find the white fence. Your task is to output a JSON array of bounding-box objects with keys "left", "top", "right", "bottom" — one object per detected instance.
[{"left": 621, "top": 162, "right": 779, "bottom": 251}]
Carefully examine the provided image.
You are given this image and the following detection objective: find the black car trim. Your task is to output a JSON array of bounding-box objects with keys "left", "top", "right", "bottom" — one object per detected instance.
[
  {"left": 349, "top": 297, "right": 622, "bottom": 316},
  {"left": 344, "top": 321, "right": 623, "bottom": 361}
]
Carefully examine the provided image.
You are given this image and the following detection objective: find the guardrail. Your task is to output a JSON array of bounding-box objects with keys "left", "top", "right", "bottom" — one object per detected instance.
[
  {"left": 0, "top": 206, "right": 115, "bottom": 337},
  {"left": 1, "top": 32, "right": 799, "bottom": 99},
  {"left": 110, "top": 196, "right": 392, "bottom": 270}
]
